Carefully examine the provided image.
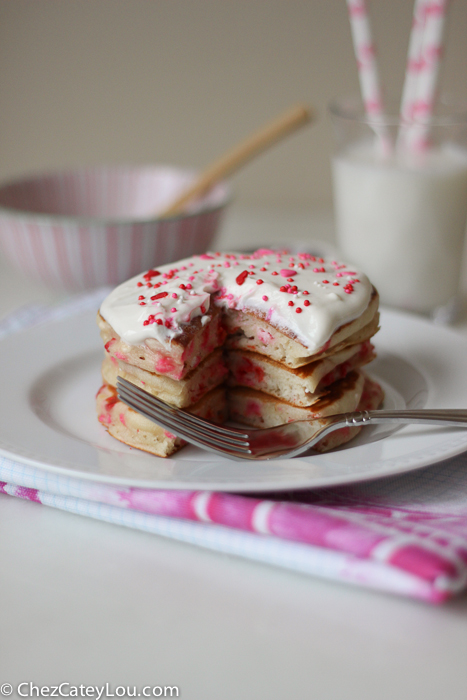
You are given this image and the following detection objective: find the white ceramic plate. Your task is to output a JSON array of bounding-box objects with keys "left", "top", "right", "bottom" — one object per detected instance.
[{"left": 1, "top": 307, "right": 467, "bottom": 492}]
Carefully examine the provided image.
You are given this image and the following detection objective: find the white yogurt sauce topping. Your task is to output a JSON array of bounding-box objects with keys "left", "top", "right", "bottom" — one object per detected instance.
[{"left": 100, "top": 249, "right": 372, "bottom": 353}]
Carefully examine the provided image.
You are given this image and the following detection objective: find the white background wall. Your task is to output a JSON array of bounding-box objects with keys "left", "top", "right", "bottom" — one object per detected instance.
[{"left": 0, "top": 0, "right": 466, "bottom": 210}]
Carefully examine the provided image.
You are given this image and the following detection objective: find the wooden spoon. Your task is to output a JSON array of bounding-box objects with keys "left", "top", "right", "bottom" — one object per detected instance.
[{"left": 160, "top": 103, "right": 314, "bottom": 217}]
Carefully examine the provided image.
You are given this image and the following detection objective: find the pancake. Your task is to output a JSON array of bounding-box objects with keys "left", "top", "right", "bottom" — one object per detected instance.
[
  {"left": 97, "top": 383, "right": 227, "bottom": 457},
  {"left": 228, "top": 373, "right": 384, "bottom": 452},
  {"left": 227, "top": 340, "right": 376, "bottom": 407},
  {"left": 224, "top": 289, "right": 379, "bottom": 368},
  {"left": 102, "top": 347, "right": 227, "bottom": 408},
  {"left": 96, "top": 249, "right": 384, "bottom": 457}
]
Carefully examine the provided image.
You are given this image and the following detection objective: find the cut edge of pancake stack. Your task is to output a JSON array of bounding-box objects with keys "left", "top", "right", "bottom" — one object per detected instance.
[{"left": 96, "top": 249, "right": 384, "bottom": 457}]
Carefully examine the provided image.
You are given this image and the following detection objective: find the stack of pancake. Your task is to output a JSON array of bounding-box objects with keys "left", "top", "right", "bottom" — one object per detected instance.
[{"left": 97, "top": 249, "right": 383, "bottom": 457}]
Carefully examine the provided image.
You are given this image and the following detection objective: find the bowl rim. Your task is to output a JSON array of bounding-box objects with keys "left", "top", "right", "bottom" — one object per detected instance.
[{"left": 0, "top": 165, "right": 232, "bottom": 226}]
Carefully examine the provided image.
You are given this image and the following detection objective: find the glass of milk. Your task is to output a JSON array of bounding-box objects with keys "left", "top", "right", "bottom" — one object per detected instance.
[{"left": 330, "top": 95, "right": 467, "bottom": 322}]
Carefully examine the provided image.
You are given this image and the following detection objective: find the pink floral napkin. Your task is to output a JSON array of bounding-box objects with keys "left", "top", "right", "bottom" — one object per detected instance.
[{"left": 1, "top": 291, "right": 467, "bottom": 604}]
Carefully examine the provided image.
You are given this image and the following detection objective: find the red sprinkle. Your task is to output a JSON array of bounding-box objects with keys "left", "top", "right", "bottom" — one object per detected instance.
[
  {"left": 179, "top": 284, "right": 186, "bottom": 290},
  {"left": 288, "top": 300, "right": 294, "bottom": 306},
  {"left": 151, "top": 291, "right": 168, "bottom": 300},
  {"left": 137, "top": 282, "right": 143, "bottom": 287},
  {"left": 156, "top": 319, "right": 163, "bottom": 325},
  {"left": 302, "top": 290, "right": 309, "bottom": 295},
  {"left": 296, "top": 307, "right": 302, "bottom": 313},
  {"left": 138, "top": 295, "right": 145, "bottom": 300},
  {"left": 304, "top": 299, "right": 311, "bottom": 306},
  {"left": 256, "top": 279, "right": 264, "bottom": 285},
  {"left": 271, "top": 271, "right": 279, "bottom": 276},
  {"left": 143, "top": 269, "right": 161, "bottom": 279},
  {"left": 236, "top": 270, "right": 249, "bottom": 286},
  {"left": 280, "top": 286, "right": 287, "bottom": 292},
  {"left": 322, "top": 280, "right": 329, "bottom": 284}
]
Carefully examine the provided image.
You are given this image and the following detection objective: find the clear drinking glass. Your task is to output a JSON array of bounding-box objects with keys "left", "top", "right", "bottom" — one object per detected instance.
[{"left": 329, "top": 95, "right": 467, "bottom": 323}]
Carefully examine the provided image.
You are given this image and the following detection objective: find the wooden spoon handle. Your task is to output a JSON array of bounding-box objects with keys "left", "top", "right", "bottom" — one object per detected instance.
[{"left": 160, "top": 103, "right": 313, "bottom": 217}]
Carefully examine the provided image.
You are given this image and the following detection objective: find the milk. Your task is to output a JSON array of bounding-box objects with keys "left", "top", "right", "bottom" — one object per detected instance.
[{"left": 332, "top": 141, "right": 467, "bottom": 315}]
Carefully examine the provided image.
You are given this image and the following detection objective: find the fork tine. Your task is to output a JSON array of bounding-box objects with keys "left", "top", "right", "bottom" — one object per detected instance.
[
  {"left": 117, "top": 382, "right": 250, "bottom": 449},
  {"left": 118, "top": 390, "right": 252, "bottom": 456},
  {"left": 117, "top": 377, "right": 249, "bottom": 439},
  {"left": 117, "top": 385, "right": 256, "bottom": 453},
  {"left": 121, "top": 389, "right": 251, "bottom": 451}
]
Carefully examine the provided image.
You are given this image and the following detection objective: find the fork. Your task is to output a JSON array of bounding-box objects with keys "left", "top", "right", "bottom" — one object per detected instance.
[{"left": 116, "top": 377, "right": 467, "bottom": 460}]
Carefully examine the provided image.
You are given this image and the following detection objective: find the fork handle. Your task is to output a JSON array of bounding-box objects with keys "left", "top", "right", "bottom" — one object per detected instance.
[{"left": 343, "top": 409, "right": 467, "bottom": 428}]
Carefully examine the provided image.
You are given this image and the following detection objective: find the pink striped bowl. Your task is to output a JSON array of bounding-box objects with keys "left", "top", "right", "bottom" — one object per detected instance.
[{"left": 0, "top": 166, "right": 230, "bottom": 291}]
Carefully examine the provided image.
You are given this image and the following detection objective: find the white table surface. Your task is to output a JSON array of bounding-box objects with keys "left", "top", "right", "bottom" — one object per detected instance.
[{"left": 2, "top": 205, "right": 467, "bottom": 700}]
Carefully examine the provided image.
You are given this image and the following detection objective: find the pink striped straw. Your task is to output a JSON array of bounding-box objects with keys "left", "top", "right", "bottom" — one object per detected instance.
[
  {"left": 399, "top": 0, "right": 449, "bottom": 152},
  {"left": 346, "top": 0, "right": 391, "bottom": 154}
]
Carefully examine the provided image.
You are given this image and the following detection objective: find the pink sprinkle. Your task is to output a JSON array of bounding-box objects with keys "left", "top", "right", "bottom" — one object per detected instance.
[
  {"left": 171, "top": 307, "right": 177, "bottom": 312},
  {"left": 227, "top": 294, "right": 234, "bottom": 300},
  {"left": 188, "top": 276, "right": 195, "bottom": 281},
  {"left": 336, "top": 272, "right": 343, "bottom": 277},
  {"left": 199, "top": 254, "right": 215, "bottom": 260},
  {"left": 262, "top": 295, "right": 268, "bottom": 301},
  {"left": 280, "top": 269, "right": 296, "bottom": 277},
  {"left": 171, "top": 293, "right": 178, "bottom": 298},
  {"left": 186, "top": 283, "right": 192, "bottom": 289}
]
